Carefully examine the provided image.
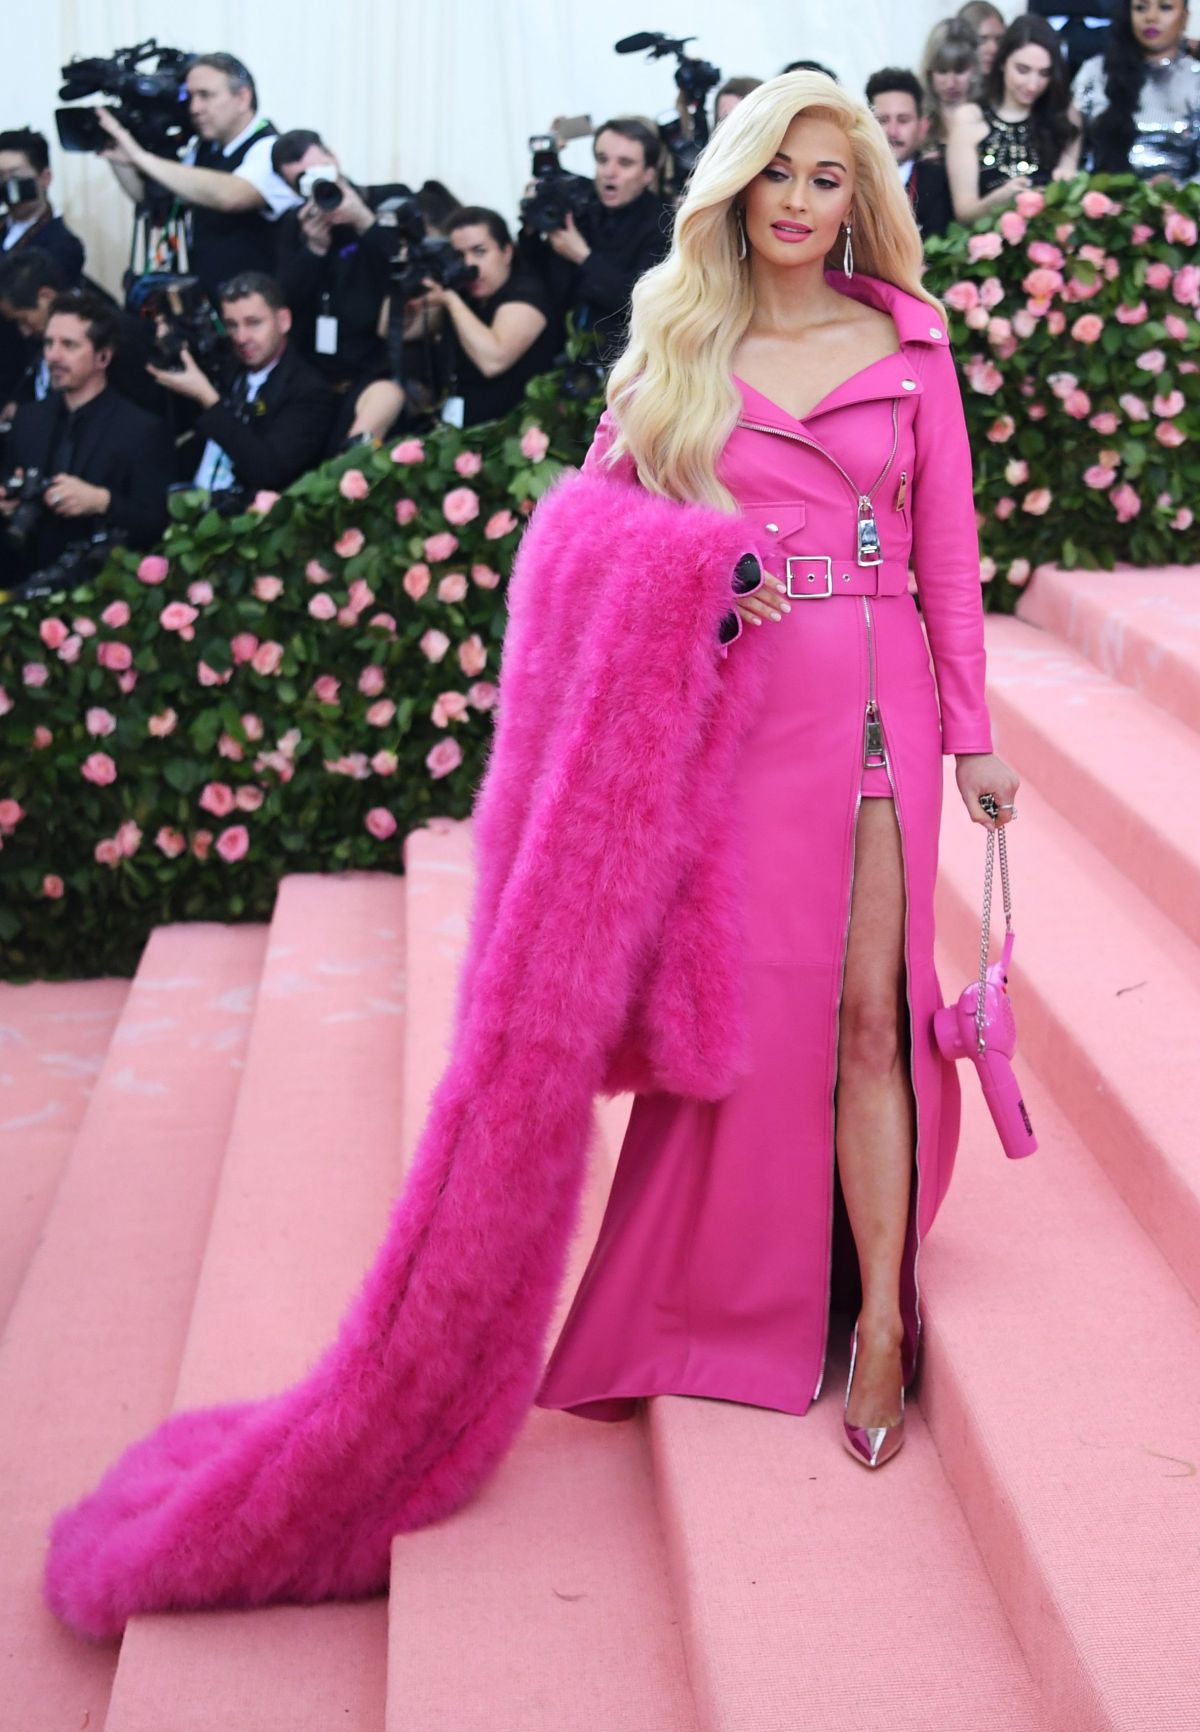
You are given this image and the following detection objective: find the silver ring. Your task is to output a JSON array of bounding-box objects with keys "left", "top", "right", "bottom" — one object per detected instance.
[{"left": 999, "top": 802, "right": 1015, "bottom": 810}]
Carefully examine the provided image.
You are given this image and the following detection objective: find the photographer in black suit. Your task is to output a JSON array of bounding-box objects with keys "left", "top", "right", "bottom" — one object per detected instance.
[
  {"left": 147, "top": 271, "right": 335, "bottom": 500},
  {"left": 866, "top": 69, "right": 954, "bottom": 243},
  {"left": 0, "top": 293, "right": 170, "bottom": 594},
  {"left": 0, "top": 127, "right": 86, "bottom": 403}
]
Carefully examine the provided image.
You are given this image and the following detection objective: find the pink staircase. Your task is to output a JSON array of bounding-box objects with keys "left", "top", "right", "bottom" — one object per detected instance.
[{"left": 0, "top": 563, "right": 1195, "bottom": 1730}]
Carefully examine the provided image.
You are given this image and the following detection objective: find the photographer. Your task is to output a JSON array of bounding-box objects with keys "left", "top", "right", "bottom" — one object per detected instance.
[
  {"left": 0, "top": 251, "right": 166, "bottom": 418},
  {"left": 271, "top": 129, "right": 406, "bottom": 446},
  {"left": 0, "top": 127, "right": 85, "bottom": 402},
  {"left": 0, "top": 293, "right": 170, "bottom": 593},
  {"left": 148, "top": 271, "right": 335, "bottom": 499},
  {"left": 420, "top": 206, "right": 561, "bottom": 429},
  {"left": 97, "top": 54, "right": 299, "bottom": 300},
  {"left": 523, "top": 118, "right": 672, "bottom": 362}
]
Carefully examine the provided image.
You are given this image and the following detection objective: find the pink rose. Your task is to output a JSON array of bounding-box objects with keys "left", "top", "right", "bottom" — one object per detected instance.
[
  {"left": 308, "top": 592, "right": 338, "bottom": 621},
  {"left": 987, "top": 316, "right": 1012, "bottom": 346},
  {"left": 160, "top": 601, "right": 199, "bottom": 633},
  {"left": 252, "top": 640, "right": 285, "bottom": 676},
  {"left": 1154, "top": 390, "right": 1186, "bottom": 417},
  {"left": 1027, "top": 240, "right": 1064, "bottom": 269},
  {"left": 94, "top": 838, "right": 122, "bottom": 868},
  {"left": 1081, "top": 190, "right": 1115, "bottom": 220},
  {"left": 1136, "top": 349, "right": 1166, "bottom": 375},
  {"left": 967, "top": 232, "right": 1003, "bottom": 262},
  {"left": 390, "top": 437, "right": 425, "bottom": 464},
  {"left": 242, "top": 713, "right": 264, "bottom": 741},
  {"left": 485, "top": 509, "right": 518, "bottom": 540},
  {"left": 312, "top": 674, "right": 341, "bottom": 704},
  {"left": 192, "top": 830, "right": 213, "bottom": 861},
  {"left": 347, "top": 578, "right": 375, "bottom": 614},
  {"left": 1014, "top": 189, "right": 1045, "bottom": 218},
  {"left": 216, "top": 825, "right": 250, "bottom": 863},
  {"left": 1007, "top": 559, "right": 1032, "bottom": 588},
  {"left": 218, "top": 732, "right": 244, "bottom": 761},
  {"left": 998, "top": 210, "right": 1027, "bottom": 245},
  {"left": 199, "top": 781, "right": 237, "bottom": 817},
  {"left": 423, "top": 530, "right": 459, "bottom": 562},
  {"left": 1089, "top": 411, "right": 1120, "bottom": 435},
  {"left": 365, "top": 807, "right": 398, "bottom": 840},
  {"left": 116, "top": 819, "right": 142, "bottom": 858},
  {"left": 235, "top": 786, "right": 264, "bottom": 812},
  {"left": 1012, "top": 308, "right": 1037, "bottom": 339},
  {"left": 334, "top": 528, "right": 365, "bottom": 559},
  {"left": 86, "top": 706, "right": 117, "bottom": 737},
  {"left": 22, "top": 662, "right": 47, "bottom": 687},
  {"left": 1004, "top": 457, "right": 1029, "bottom": 486},
  {"left": 148, "top": 708, "right": 177, "bottom": 737},
  {"left": 369, "top": 612, "right": 396, "bottom": 633},
  {"left": 1165, "top": 315, "right": 1190, "bottom": 341},
  {"left": 454, "top": 450, "right": 483, "bottom": 476},
  {"left": 1111, "top": 482, "right": 1142, "bottom": 523},
  {"left": 118, "top": 670, "right": 138, "bottom": 695},
  {"left": 1046, "top": 309, "right": 1067, "bottom": 336},
  {"left": 359, "top": 664, "right": 386, "bottom": 697},
  {"left": 323, "top": 752, "right": 370, "bottom": 780},
  {"left": 1078, "top": 244, "right": 1107, "bottom": 268},
  {"left": 306, "top": 559, "right": 332, "bottom": 585},
  {"left": 1083, "top": 465, "right": 1117, "bottom": 490},
  {"left": 965, "top": 305, "right": 990, "bottom": 331},
  {"left": 58, "top": 635, "right": 83, "bottom": 664},
  {"left": 187, "top": 580, "right": 214, "bottom": 606},
  {"left": 979, "top": 557, "right": 997, "bottom": 585},
  {"left": 1022, "top": 488, "right": 1053, "bottom": 516},
  {"left": 253, "top": 574, "right": 284, "bottom": 601},
  {"left": 1023, "top": 267, "right": 1063, "bottom": 301},
  {"left": 366, "top": 698, "right": 397, "bottom": 726},
  {"left": 468, "top": 681, "right": 498, "bottom": 711},
  {"left": 230, "top": 632, "right": 259, "bottom": 664},
  {"left": 137, "top": 554, "right": 169, "bottom": 585},
  {"left": 1131, "top": 223, "right": 1154, "bottom": 245},
  {"left": 337, "top": 608, "right": 357, "bottom": 627},
  {"left": 0, "top": 687, "right": 11, "bottom": 714},
  {"left": 1115, "top": 301, "right": 1149, "bottom": 325},
  {"left": 457, "top": 633, "right": 488, "bottom": 677},
  {"left": 443, "top": 486, "right": 480, "bottom": 526},
  {"left": 403, "top": 563, "right": 431, "bottom": 599},
  {"left": 42, "top": 874, "right": 64, "bottom": 899},
  {"left": 96, "top": 640, "right": 133, "bottom": 671},
  {"left": 197, "top": 661, "right": 231, "bottom": 687},
  {"left": 426, "top": 737, "right": 463, "bottom": 780},
  {"left": 1055, "top": 222, "right": 1075, "bottom": 244},
  {"left": 1172, "top": 265, "right": 1200, "bottom": 306},
  {"left": 520, "top": 425, "right": 550, "bottom": 461},
  {"left": 1174, "top": 508, "right": 1194, "bottom": 530},
  {"left": 371, "top": 750, "right": 399, "bottom": 775},
  {"left": 394, "top": 497, "right": 418, "bottom": 525},
  {"left": 100, "top": 600, "right": 131, "bottom": 629},
  {"left": 39, "top": 617, "right": 69, "bottom": 649},
  {"left": 1165, "top": 211, "right": 1198, "bottom": 247},
  {"left": 987, "top": 416, "right": 1016, "bottom": 443},
  {"left": 81, "top": 752, "right": 117, "bottom": 786},
  {"left": 1071, "top": 313, "right": 1104, "bottom": 344},
  {"left": 419, "top": 628, "right": 451, "bottom": 662},
  {"left": 0, "top": 798, "right": 24, "bottom": 831},
  {"left": 1119, "top": 393, "right": 1150, "bottom": 421},
  {"left": 250, "top": 490, "right": 280, "bottom": 514},
  {"left": 438, "top": 571, "right": 469, "bottom": 603},
  {"left": 33, "top": 725, "right": 53, "bottom": 749},
  {"left": 994, "top": 497, "right": 1016, "bottom": 521},
  {"left": 1064, "top": 389, "right": 1092, "bottom": 419},
  {"left": 1145, "top": 262, "right": 1172, "bottom": 291},
  {"left": 156, "top": 827, "right": 186, "bottom": 858},
  {"left": 338, "top": 468, "right": 369, "bottom": 500},
  {"left": 431, "top": 689, "right": 470, "bottom": 727},
  {"left": 74, "top": 616, "right": 95, "bottom": 636},
  {"left": 1156, "top": 421, "right": 1186, "bottom": 447},
  {"left": 943, "top": 280, "right": 980, "bottom": 312},
  {"left": 979, "top": 276, "right": 1005, "bottom": 310},
  {"left": 968, "top": 362, "right": 1003, "bottom": 397}
]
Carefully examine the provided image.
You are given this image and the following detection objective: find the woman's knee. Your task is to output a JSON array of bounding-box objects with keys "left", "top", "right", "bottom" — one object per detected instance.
[{"left": 839, "top": 989, "right": 905, "bottom": 1079}]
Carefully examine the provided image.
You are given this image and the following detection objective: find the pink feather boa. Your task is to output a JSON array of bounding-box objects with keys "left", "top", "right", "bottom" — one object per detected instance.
[{"left": 45, "top": 469, "right": 769, "bottom": 1638}]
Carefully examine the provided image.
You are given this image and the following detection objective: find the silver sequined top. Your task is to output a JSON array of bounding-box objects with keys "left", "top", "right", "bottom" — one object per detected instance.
[{"left": 1072, "top": 51, "right": 1200, "bottom": 182}]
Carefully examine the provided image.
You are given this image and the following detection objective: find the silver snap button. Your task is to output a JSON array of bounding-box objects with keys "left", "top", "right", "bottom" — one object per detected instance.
[
  {"left": 842, "top": 573, "right": 851, "bottom": 581},
  {"left": 765, "top": 522, "right": 779, "bottom": 533},
  {"left": 901, "top": 379, "right": 917, "bottom": 390},
  {"left": 929, "top": 327, "right": 943, "bottom": 338}
]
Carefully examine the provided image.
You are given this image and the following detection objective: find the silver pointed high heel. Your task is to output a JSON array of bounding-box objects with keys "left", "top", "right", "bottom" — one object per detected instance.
[{"left": 842, "top": 1321, "right": 906, "bottom": 1469}]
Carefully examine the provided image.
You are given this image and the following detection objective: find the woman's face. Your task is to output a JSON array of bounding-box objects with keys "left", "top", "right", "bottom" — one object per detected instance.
[
  {"left": 1131, "top": 0, "right": 1188, "bottom": 54},
  {"left": 740, "top": 113, "right": 856, "bottom": 270},
  {"left": 931, "top": 64, "right": 974, "bottom": 107},
  {"left": 973, "top": 17, "right": 1005, "bottom": 74},
  {"left": 1001, "top": 42, "right": 1054, "bottom": 109}
]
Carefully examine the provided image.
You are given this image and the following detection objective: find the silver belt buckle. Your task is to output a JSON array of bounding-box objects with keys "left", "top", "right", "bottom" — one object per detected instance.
[{"left": 786, "top": 555, "right": 834, "bottom": 599}]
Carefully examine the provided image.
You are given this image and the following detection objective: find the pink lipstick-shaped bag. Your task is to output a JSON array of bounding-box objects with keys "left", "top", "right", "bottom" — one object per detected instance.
[{"left": 934, "top": 794, "right": 1037, "bottom": 1158}]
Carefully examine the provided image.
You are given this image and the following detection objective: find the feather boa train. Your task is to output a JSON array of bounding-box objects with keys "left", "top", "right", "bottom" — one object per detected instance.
[{"left": 45, "top": 470, "right": 769, "bottom": 1638}]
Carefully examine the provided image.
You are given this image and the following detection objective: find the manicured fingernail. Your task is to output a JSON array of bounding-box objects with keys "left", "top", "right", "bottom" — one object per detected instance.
[{"left": 779, "top": 601, "right": 791, "bottom": 613}]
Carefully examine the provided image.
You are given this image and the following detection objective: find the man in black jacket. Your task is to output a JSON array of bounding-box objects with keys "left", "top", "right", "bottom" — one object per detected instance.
[
  {"left": 0, "top": 127, "right": 86, "bottom": 403},
  {"left": 866, "top": 69, "right": 954, "bottom": 244},
  {"left": 0, "top": 293, "right": 170, "bottom": 594},
  {"left": 147, "top": 270, "right": 335, "bottom": 500}
]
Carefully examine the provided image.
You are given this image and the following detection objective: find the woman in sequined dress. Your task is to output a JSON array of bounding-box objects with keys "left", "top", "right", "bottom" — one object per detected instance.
[
  {"left": 1073, "top": 0, "right": 1200, "bottom": 181},
  {"left": 946, "top": 14, "right": 1083, "bottom": 223}
]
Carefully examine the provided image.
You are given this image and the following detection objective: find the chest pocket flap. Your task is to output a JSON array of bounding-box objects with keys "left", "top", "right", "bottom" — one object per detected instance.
[{"left": 739, "top": 501, "right": 807, "bottom": 561}]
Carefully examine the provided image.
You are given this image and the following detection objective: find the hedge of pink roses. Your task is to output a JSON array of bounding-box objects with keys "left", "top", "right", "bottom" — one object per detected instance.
[
  {"left": 0, "top": 367, "right": 601, "bottom": 979},
  {"left": 923, "top": 173, "right": 1200, "bottom": 600}
]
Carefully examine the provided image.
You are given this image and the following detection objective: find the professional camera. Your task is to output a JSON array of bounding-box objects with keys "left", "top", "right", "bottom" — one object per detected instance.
[
  {"left": 615, "top": 30, "right": 721, "bottom": 161},
  {"left": 298, "top": 166, "right": 343, "bottom": 212},
  {"left": 519, "top": 135, "right": 594, "bottom": 238},
  {"left": 18, "top": 529, "right": 125, "bottom": 600},
  {"left": 1, "top": 465, "right": 50, "bottom": 552},
  {"left": 385, "top": 198, "right": 479, "bottom": 301},
  {"left": 0, "top": 176, "right": 40, "bottom": 213},
  {"left": 55, "top": 38, "right": 192, "bottom": 158},
  {"left": 657, "top": 111, "right": 704, "bottom": 182},
  {"left": 127, "top": 273, "right": 231, "bottom": 378}
]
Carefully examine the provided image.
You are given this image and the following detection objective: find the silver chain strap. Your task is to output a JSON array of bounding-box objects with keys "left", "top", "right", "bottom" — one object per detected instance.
[{"left": 976, "top": 794, "right": 1013, "bottom": 1053}]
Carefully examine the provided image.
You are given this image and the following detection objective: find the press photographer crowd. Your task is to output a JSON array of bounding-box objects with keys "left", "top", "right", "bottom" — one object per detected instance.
[{"left": 1, "top": 3, "right": 1197, "bottom": 601}]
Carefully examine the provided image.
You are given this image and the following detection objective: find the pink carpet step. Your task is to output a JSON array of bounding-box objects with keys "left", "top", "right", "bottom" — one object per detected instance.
[
  {"left": 936, "top": 764, "right": 1200, "bottom": 1310},
  {"left": 919, "top": 1005, "right": 1200, "bottom": 1732},
  {"left": 0, "top": 924, "right": 267, "bottom": 1732},
  {"left": 104, "top": 873, "right": 409, "bottom": 1732},
  {"left": 0, "top": 975, "right": 128, "bottom": 1331},
  {"left": 983, "top": 614, "right": 1200, "bottom": 949},
  {"left": 387, "top": 819, "right": 699, "bottom": 1732},
  {"left": 1018, "top": 563, "right": 1200, "bottom": 736}
]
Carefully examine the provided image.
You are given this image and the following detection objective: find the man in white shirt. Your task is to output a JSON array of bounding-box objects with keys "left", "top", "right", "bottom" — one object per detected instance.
[{"left": 97, "top": 53, "right": 299, "bottom": 299}]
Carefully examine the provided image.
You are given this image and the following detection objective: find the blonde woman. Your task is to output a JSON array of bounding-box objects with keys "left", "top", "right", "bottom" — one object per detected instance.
[{"left": 536, "top": 72, "right": 1018, "bottom": 1467}]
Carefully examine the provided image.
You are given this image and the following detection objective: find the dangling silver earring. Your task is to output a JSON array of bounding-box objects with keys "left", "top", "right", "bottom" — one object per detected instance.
[
  {"left": 736, "top": 207, "right": 748, "bottom": 261},
  {"left": 843, "top": 221, "right": 855, "bottom": 279}
]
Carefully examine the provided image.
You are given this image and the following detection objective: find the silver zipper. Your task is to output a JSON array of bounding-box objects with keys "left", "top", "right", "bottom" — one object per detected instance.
[
  {"left": 736, "top": 400, "right": 900, "bottom": 559},
  {"left": 862, "top": 596, "right": 886, "bottom": 769}
]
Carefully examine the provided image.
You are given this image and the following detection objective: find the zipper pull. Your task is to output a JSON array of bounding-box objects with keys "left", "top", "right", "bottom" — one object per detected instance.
[
  {"left": 864, "top": 702, "right": 886, "bottom": 767},
  {"left": 856, "top": 499, "right": 882, "bottom": 567},
  {"left": 894, "top": 470, "right": 908, "bottom": 512}
]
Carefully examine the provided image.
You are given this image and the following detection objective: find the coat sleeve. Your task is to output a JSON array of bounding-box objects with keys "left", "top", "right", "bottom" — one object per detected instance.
[
  {"left": 581, "top": 408, "right": 640, "bottom": 487},
  {"left": 910, "top": 340, "right": 993, "bottom": 755}
]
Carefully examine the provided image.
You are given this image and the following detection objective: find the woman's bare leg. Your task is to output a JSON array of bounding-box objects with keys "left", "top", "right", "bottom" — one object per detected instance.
[
  {"left": 348, "top": 379, "right": 406, "bottom": 442},
  {"left": 836, "top": 797, "right": 913, "bottom": 1429}
]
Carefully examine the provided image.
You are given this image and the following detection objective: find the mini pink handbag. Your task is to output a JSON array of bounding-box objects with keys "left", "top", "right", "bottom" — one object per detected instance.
[{"left": 933, "top": 796, "right": 1037, "bottom": 1159}]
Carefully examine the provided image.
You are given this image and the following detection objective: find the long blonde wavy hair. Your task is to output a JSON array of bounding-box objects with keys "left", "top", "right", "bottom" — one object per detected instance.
[{"left": 604, "top": 72, "right": 943, "bottom": 510}]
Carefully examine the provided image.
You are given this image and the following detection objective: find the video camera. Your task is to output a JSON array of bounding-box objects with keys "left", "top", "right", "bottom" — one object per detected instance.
[
  {"left": 126, "top": 273, "right": 231, "bottom": 379},
  {"left": 519, "top": 136, "right": 594, "bottom": 238},
  {"left": 615, "top": 30, "right": 721, "bottom": 180},
  {"left": 55, "top": 39, "right": 193, "bottom": 158}
]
